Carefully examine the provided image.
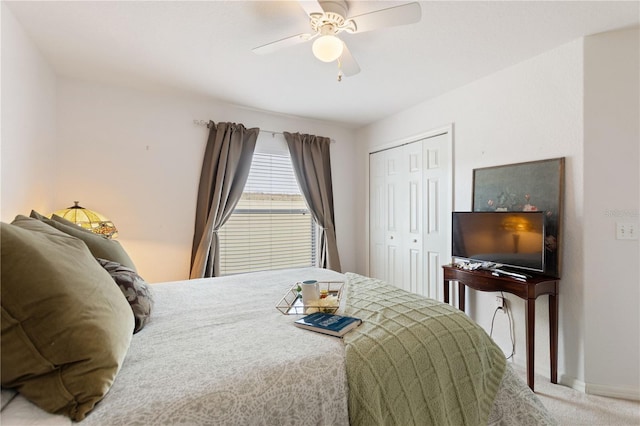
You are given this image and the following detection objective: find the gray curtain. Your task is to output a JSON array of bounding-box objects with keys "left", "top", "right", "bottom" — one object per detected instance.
[
  {"left": 283, "top": 132, "right": 341, "bottom": 272},
  {"left": 190, "top": 121, "right": 259, "bottom": 278}
]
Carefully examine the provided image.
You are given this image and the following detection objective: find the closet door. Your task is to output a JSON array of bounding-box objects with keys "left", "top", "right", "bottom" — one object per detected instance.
[
  {"left": 422, "top": 133, "right": 450, "bottom": 300},
  {"left": 405, "top": 142, "right": 423, "bottom": 294},
  {"left": 382, "top": 145, "right": 408, "bottom": 288},
  {"left": 369, "top": 141, "right": 421, "bottom": 291},
  {"left": 369, "top": 131, "right": 452, "bottom": 300},
  {"left": 368, "top": 152, "right": 386, "bottom": 281}
]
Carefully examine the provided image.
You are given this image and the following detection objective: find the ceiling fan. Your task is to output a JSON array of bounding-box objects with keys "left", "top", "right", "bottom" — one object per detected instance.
[{"left": 252, "top": 1, "right": 422, "bottom": 80}]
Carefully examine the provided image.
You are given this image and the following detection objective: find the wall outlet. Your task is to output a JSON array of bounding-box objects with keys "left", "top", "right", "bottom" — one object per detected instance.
[
  {"left": 616, "top": 222, "right": 638, "bottom": 240},
  {"left": 495, "top": 296, "right": 506, "bottom": 310}
]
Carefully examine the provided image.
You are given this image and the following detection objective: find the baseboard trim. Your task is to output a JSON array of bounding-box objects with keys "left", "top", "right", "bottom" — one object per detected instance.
[
  {"left": 560, "top": 374, "right": 640, "bottom": 401},
  {"left": 512, "top": 362, "right": 639, "bottom": 401},
  {"left": 586, "top": 382, "right": 640, "bottom": 401},
  {"left": 559, "top": 373, "right": 586, "bottom": 393}
]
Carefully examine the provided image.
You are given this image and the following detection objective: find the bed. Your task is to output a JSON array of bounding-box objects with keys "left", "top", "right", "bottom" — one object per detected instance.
[{"left": 1, "top": 216, "right": 557, "bottom": 425}]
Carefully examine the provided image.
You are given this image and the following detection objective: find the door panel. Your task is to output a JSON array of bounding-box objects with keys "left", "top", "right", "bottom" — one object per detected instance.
[
  {"left": 387, "top": 243, "right": 402, "bottom": 287},
  {"left": 426, "top": 178, "right": 439, "bottom": 234},
  {"left": 409, "top": 248, "right": 421, "bottom": 294},
  {"left": 427, "top": 251, "right": 441, "bottom": 299}
]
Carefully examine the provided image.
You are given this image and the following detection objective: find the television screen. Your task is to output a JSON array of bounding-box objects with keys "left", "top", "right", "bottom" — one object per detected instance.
[{"left": 452, "top": 211, "right": 546, "bottom": 274}]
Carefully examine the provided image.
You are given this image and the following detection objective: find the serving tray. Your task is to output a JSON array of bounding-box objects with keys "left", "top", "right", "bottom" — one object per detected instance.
[{"left": 275, "top": 281, "right": 344, "bottom": 315}]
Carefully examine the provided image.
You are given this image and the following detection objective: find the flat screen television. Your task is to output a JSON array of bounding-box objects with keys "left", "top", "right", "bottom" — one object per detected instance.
[{"left": 452, "top": 211, "right": 549, "bottom": 275}]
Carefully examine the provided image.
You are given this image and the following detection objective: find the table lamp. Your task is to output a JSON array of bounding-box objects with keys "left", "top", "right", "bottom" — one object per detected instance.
[{"left": 51, "top": 201, "right": 118, "bottom": 238}]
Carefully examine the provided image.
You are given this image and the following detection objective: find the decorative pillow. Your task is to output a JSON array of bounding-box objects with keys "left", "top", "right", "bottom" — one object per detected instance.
[
  {"left": 1, "top": 218, "right": 134, "bottom": 421},
  {"left": 28, "top": 211, "right": 137, "bottom": 271},
  {"left": 97, "top": 258, "right": 153, "bottom": 333}
]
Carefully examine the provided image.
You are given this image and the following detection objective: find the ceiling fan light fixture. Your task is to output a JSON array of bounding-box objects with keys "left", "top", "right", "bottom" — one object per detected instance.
[{"left": 312, "top": 35, "right": 343, "bottom": 62}]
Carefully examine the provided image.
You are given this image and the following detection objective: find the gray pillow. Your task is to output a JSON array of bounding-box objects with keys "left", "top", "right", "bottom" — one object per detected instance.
[
  {"left": 28, "top": 211, "right": 137, "bottom": 271},
  {"left": 97, "top": 258, "right": 154, "bottom": 333}
]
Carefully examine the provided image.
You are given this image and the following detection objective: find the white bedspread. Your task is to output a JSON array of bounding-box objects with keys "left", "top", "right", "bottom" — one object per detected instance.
[
  {"left": 84, "top": 267, "right": 350, "bottom": 426},
  {"left": 1, "top": 268, "right": 555, "bottom": 425}
]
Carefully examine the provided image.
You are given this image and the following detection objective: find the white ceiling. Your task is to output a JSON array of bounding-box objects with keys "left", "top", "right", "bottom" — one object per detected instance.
[{"left": 5, "top": 1, "right": 639, "bottom": 128}]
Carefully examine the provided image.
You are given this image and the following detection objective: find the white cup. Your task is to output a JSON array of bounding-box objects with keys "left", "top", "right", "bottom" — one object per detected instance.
[{"left": 300, "top": 280, "right": 320, "bottom": 305}]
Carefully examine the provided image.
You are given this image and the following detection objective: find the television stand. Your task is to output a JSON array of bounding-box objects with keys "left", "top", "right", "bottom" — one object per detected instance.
[{"left": 442, "top": 264, "right": 559, "bottom": 391}]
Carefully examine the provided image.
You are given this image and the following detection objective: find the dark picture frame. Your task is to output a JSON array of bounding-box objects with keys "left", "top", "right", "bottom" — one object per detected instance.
[{"left": 472, "top": 157, "right": 565, "bottom": 277}]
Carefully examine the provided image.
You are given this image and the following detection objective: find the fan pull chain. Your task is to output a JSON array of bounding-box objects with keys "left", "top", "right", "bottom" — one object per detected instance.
[{"left": 337, "top": 59, "right": 343, "bottom": 82}]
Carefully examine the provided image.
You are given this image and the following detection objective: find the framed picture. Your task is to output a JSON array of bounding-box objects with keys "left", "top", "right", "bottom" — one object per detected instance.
[{"left": 472, "top": 157, "right": 565, "bottom": 277}]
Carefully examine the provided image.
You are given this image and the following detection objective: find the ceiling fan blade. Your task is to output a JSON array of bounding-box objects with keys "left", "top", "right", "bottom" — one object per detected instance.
[
  {"left": 349, "top": 2, "right": 421, "bottom": 33},
  {"left": 339, "top": 42, "right": 360, "bottom": 77},
  {"left": 252, "top": 33, "right": 315, "bottom": 55},
  {"left": 298, "top": 0, "right": 324, "bottom": 16}
]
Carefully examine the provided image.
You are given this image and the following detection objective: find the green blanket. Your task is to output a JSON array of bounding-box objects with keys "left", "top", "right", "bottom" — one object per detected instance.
[{"left": 343, "top": 273, "right": 506, "bottom": 426}]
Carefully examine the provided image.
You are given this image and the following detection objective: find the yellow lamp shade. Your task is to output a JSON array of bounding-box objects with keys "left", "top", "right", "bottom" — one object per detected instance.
[{"left": 51, "top": 201, "right": 118, "bottom": 238}]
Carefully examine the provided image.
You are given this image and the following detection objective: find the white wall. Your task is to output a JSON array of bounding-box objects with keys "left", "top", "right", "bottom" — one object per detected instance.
[
  {"left": 356, "top": 28, "right": 640, "bottom": 398},
  {"left": 357, "top": 38, "right": 585, "bottom": 387},
  {"left": 1, "top": 2, "right": 358, "bottom": 284},
  {"left": 1, "top": 2, "right": 57, "bottom": 217},
  {"left": 583, "top": 27, "right": 639, "bottom": 397},
  {"left": 54, "top": 79, "right": 358, "bottom": 283}
]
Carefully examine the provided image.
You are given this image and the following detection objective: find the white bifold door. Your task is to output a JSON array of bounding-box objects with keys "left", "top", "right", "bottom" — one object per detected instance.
[{"left": 369, "top": 132, "right": 451, "bottom": 300}]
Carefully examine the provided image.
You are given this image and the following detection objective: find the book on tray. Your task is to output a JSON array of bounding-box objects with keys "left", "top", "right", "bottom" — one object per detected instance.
[{"left": 294, "top": 312, "right": 362, "bottom": 337}]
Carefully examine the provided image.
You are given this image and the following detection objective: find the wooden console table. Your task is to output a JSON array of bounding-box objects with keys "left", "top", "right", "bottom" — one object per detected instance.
[{"left": 442, "top": 265, "right": 559, "bottom": 391}]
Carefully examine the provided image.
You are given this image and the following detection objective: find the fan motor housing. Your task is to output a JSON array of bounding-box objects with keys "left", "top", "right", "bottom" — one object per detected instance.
[{"left": 310, "top": 0, "right": 356, "bottom": 34}]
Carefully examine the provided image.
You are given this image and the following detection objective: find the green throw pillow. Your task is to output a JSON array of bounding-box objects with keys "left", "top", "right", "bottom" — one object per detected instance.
[
  {"left": 27, "top": 211, "right": 137, "bottom": 271},
  {"left": 1, "top": 218, "right": 134, "bottom": 421}
]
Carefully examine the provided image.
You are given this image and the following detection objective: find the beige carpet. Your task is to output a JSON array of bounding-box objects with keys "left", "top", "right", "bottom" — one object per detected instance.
[{"left": 511, "top": 363, "right": 640, "bottom": 425}]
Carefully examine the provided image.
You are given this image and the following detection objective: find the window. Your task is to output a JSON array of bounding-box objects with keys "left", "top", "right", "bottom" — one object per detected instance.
[{"left": 218, "top": 137, "right": 316, "bottom": 275}]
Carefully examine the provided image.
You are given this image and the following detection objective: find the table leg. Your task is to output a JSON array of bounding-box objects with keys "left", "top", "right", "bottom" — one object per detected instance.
[
  {"left": 444, "top": 280, "right": 450, "bottom": 304},
  {"left": 549, "top": 292, "right": 558, "bottom": 384},
  {"left": 526, "top": 298, "right": 535, "bottom": 391},
  {"left": 458, "top": 282, "right": 466, "bottom": 312}
]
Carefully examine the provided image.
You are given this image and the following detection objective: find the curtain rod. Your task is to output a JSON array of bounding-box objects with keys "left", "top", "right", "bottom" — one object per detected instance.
[{"left": 192, "top": 120, "right": 335, "bottom": 143}]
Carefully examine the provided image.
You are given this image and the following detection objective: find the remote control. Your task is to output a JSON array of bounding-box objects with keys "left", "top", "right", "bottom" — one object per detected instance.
[{"left": 492, "top": 268, "right": 530, "bottom": 280}]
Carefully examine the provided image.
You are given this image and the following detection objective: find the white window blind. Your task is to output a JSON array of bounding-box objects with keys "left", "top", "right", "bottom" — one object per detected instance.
[{"left": 218, "top": 149, "right": 317, "bottom": 275}]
